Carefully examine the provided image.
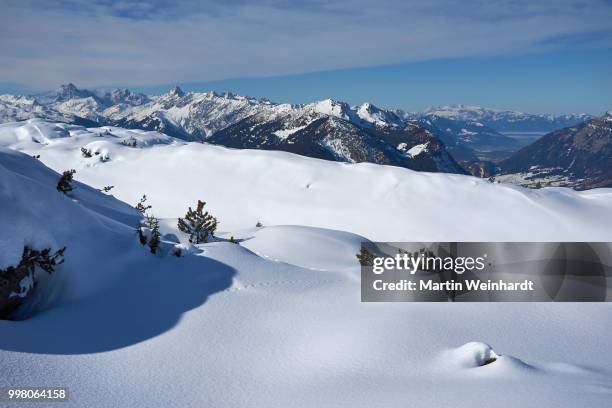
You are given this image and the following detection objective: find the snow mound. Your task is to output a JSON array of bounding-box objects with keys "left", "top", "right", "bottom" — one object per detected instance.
[
  {"left": 439, "top": 342, "right": 534, "bottom": 376},
  {"left": 3, "top": 119, "right": 70, "bottom": 145},
  {"left": 442, "top": 342, "right": 500, "bottom": 369},
  {"left": 232, "top": 225, "right": 367, "bottom": 272}
]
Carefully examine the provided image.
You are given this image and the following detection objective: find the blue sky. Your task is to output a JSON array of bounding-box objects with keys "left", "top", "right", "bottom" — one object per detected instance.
[{"left": 1, "top": 0, "right": 611, "bottom": 114}]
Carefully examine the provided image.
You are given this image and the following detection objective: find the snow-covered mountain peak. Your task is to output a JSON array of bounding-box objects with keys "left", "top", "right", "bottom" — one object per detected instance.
[
  {"left": 107, "top": 88, "right": 149, "bottom": 106},
  {"left": 53, "top": 83, "right": 95, "bottom": 103},
  {"left": 167, "top": 85, "right": 185, "bottom": 98},
  {"left": 306, "top": 98, "right": 355, "bottom": 120},
  {"left": 356, "top": 102, "right": 403, "bottom": 128}
]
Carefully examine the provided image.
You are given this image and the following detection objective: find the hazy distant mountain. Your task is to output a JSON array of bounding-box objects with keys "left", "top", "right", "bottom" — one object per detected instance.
[
  {"left": 423, "top": 104, "right": 591, "bottom": 133},
  {"left": 403, "top": 115, "right": 520, "bottom": 161},
  {"left": 497, "top": 113, "right": 612, "bottom": 189}
]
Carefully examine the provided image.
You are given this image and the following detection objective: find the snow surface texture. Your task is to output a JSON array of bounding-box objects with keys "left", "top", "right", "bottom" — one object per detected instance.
[{"left": 1, "top": 120, "right": 612, "bottom": 408}]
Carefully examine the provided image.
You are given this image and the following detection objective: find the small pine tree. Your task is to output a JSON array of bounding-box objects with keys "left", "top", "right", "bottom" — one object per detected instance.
[
  {"left": 356, "top": 247, "right": 375, "bottom": 266},
  {"left": 135, "top": 194, "right": 152, "bottom": 214},
  {"left": 177, "top": 200, "right": 218, "bottom": 244},
  {"left": 57, "top": 169, "right": 76, "bottom": 194},
  {"left": 145, "top": 214, "right": 161, "bottom": 254}
]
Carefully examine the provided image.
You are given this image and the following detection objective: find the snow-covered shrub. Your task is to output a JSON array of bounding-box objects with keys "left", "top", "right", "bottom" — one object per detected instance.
[
  {"left": 121, "top": 137, "right": 137, "bottom": 147},
  {"left": 256, "top": 221, "right": 263, "bottom": 228},
  {"left": 145, "top": 214, "right": 161, "bottom": 254},
  {"left": 0, "top": 246, "right": 65, "bottom": 319},
  {"left": 177, "top": 200, "right": 218, "bottom": 244},
  {"left": 81, "top": 147, "right": 92, "bottom": 158},
  {"left": 56, "top": 169, "right": 76, "bottom": 194},
  {"left": 136, "top": 215, "right": 161, "bottom": 254}
]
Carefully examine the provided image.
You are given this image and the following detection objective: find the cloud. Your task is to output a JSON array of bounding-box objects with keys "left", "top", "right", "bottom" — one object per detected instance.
[{"left": 1, "top": 0, "right": 611, "bottom": 89}]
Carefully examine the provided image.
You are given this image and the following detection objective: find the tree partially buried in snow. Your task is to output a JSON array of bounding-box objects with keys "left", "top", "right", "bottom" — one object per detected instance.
[
  {"left": 56, "top": 169, "right": 76, "bottom": 194},
  {"left": 0, "top": 246, "right": 66, "bottom": 319},
  {"left": 145, "top": 214, "right": 161, "bottom": 254},
  {"left": 177, "top": 200, "right": 218, "bottom": 244}
]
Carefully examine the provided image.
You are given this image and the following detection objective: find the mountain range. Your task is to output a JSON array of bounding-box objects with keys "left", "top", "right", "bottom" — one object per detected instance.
[
  {"left": 0, "top": 84, "right": 604, "bottom": 185},
  {"left": 422, "top": 104, "right": 591, "bottom": 133}
]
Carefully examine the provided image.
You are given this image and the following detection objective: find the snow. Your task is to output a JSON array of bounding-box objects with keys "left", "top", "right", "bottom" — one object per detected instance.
[
  {"left": 272, "top": 125, "right": 308, "bottom": 139},
  {"left": 1, "top": 120, "right": 612, "bottom": 407},
  {"left": 460, "top": 128, "right": 477, "bottom": 136},
  {"left": 355, "top": 102, "right": 402, "bottom": 128},
  {"left": 439, "top": 342, "right": 500, "bottom": 369},
  {"left": 9, "top": 275, "right": 34, "bottom": 299},
  {"left": 406, "top": 142, "right": 429, "bottom": 157}
]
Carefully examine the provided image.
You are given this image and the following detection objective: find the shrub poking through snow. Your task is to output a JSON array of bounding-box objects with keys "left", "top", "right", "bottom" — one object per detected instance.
[
  {"left": 0, "top": 246, "right": 66, "bottom": 319},
  {"left": 121, "top": 136, "right": 137, "bottom": 147},
  {"left": 356, "top": 247, "right": 375, "bottom": 266},
  {"left": 136, "top": 214, "right": 161, "bottom": 254},
  {"left": 256, "top": 221, "right": 263, "bottom": 228},
  {"left": 178, "top": 200, "right": 218, "bottom": 244},
  {"left": 81, "top": 147, "right": 92, "bottom": 158},
  {"left": 135, "top": 194, "right": 152, "bottom": 214},
  {"left": 102, "top": 185, "right": 114, "bottom": 193},
  {"left": 145, "top": 214, "right": 161, "bottom": 254},
  {"left": 56, "top": 169, "right": 76, "bottom": 194}
]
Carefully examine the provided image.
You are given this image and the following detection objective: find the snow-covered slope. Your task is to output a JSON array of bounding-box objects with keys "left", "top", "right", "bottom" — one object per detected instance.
[
  {"left": 1, "top": 119, "right": 611, "bottom": 241},
  {"left": 0, "top": 146, "right": 143, "bottom": 316},
  {"left": 2, "top": 120, "right": 612, "bottom": 408}
]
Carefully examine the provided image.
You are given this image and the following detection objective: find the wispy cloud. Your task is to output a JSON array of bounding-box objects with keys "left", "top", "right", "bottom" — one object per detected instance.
[{"left": 1, "top": 0, "right": 611, "bottom": 89}]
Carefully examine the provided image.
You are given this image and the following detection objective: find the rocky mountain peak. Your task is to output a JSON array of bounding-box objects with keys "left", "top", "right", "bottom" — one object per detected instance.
[
  {"left": 54, "top": 83, "right": 91, "bottom": 102},
  {"left": 168, "top": 85, "right": 185, "bottom": 98}
]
